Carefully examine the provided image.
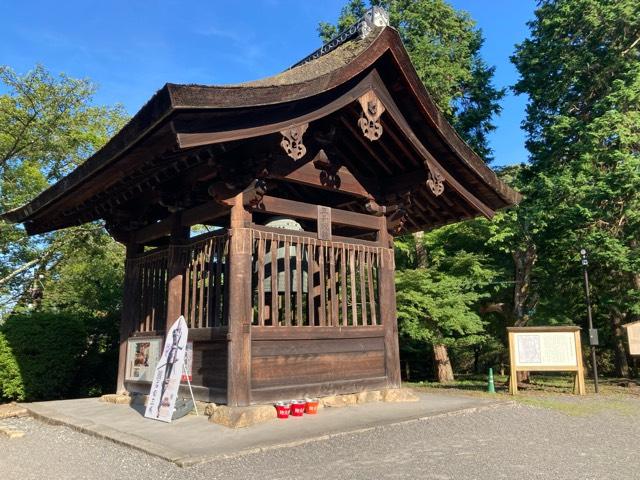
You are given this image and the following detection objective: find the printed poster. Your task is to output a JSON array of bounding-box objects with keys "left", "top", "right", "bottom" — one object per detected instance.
[
  {"left": 181, "top": 342, "right": 193, "bottom": 382},
  {"left": 126, "top": 338, "right": 162, "bottom": 382},
  {"left": 144, "top": 316, "right": 189, "bottom": 423}
]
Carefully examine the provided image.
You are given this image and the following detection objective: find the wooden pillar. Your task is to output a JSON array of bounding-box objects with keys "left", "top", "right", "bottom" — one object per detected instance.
[
  {"left": 116, "top": 243, "right": 142, "bottom": 394},
  {"left": 378, "top": 217, "right": 401, "bottom": 388},
  {"left": 226, "top": 193, "right": 253, "bottom": 406},
  {"left": 165, "top": 216, "right": 189, "bottom": 331}
]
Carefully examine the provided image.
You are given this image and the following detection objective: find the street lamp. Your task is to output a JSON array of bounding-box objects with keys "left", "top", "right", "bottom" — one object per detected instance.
[{"left": 580, "top": 248, "right": 599, "bottom": 393}]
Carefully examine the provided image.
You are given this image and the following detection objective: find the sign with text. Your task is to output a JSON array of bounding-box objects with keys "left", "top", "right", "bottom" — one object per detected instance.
[
  {"left": 507, "top": 326, "right": 585, "bottom": 395},
  {"left": 144, "top": 316, "right": 189, "bottom": 423},
  {"left": 623, "top": 321, "right": 640, "bottom": 356},
  {"left": 317, "top": 205, "right": 332, "bottom": 240}
]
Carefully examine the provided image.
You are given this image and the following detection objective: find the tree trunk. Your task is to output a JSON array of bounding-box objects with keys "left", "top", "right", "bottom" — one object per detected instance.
[
  {"left": 611, "top": 308, "right": 630, "bottom": 378},
  {"left": 433, "top": 343, "right": 454, "bottom": 382}
]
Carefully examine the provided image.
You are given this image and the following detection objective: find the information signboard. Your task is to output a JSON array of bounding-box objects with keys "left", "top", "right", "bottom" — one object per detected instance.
[
  {"left": 507, "top": 326, "right": 585, "bottom": 395},
  {"left": 623, "top": 321, "right": 640, "bottom": 356}
]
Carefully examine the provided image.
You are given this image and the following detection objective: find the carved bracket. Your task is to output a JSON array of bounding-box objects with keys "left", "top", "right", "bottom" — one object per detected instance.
[
  {"left": 385, "top": 192, "right": 412, "bottom": 234},
  {"left": 357, "top": 91, "right": 385, "bottom": 141},
  {"left": 280, "top": 123, "right": 308, "bottom": 160},
  {"left": 426, "top": 166, "right": 445, "bottom": 197}
]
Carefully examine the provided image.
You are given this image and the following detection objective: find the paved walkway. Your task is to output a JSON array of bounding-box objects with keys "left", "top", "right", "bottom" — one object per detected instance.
[{"left": 21, "top": 392, "right": 501, "bottom": 467}]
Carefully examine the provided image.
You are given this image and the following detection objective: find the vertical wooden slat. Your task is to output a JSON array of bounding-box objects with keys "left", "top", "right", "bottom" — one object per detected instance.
[
  {"left": 359, "top": 248, "right": 368, "bottom": 326},
  {"left": 257, "top": 238, "right": 266, "bottom": 326},
  {"left": 329, "top": 245, "right": 338, "bottom": 326},
  {"left": 367, "top": 250, "right": 377, "bottom": 326},
  {"left": 199, "top": 244, "right": 207, "bottom": 328},
  {"left": 214, "top": 238, "right": 223, "bottom": 327},
  {"left": 190, "top": 251, "right": 198, "bottom": 328},
  {"left": 340, "top": 245, "right": 347, "bottom": 326},
  {"left": 349, "top": 246, "right": 358, "bottom": 326},
  {"left": 318, "top": 243, "right": 326, "bottom": 326},
  {"left": 284, "top": 237, "right": 291, "bottom": 326},
  {"left": 307, "top": 242, "right": 315, "bottom": 326},
  {"left": 270, "top": 238, "right": 278, "bottom": 325},
  {"left": 295, "top": 239, "right": 303, "bottom": 326}
]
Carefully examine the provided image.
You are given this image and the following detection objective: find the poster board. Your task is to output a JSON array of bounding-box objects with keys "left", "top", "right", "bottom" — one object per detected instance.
[
  {"left": 623, "top": 321, "right": 640, "bottom": 356},
  {"left": 507, "top": 326, "right": 585, "bottom": 395},
  {"left": 144, "top": 316, "right": 189, "bottom": 423},
  {"left": 126, "top": 337, "right": 162, "bottom": 382}
]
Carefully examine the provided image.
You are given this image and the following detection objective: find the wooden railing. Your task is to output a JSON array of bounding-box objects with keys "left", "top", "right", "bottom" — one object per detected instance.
[
  {"left": 252, "top": 227, "right": 384, "bottom": 327},
  {"left": 179, "top": 231, "right": 229, "bottom": 328},
  {"left": 129, "top": 248, "right": 168, "bottom": 333},
  {"left": 127, "top": 226, "right": 387, "bottom": 332}
]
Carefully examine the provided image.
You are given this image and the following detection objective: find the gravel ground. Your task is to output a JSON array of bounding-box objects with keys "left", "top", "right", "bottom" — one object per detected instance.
[{"left": 1, "top": 398, "right": 639, "bottom": 480}]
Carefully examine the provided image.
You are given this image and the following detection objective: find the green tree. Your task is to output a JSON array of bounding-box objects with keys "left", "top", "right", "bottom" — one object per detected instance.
[
  {"left": 0, "top": 65, "right": 128, "bottom": 317},
  {"left": 318, "top": 0, "right": 504, "bottom": 159},
  {"left": 512, "top": 0, "right": 640, "bottom": 375}
]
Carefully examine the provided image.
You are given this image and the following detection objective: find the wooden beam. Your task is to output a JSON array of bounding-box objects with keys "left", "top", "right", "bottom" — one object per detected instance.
[
  {"left": 226, "top": 193, "right": 253, "bottom": 406},
  {"left": 378, "top": 217, "right": 401, "bottom": 388},
  {"left": 165, "top": 216, "right": 189, "bottom": 331},
  {"left": 269, "top": 151, "right": 372, "bottom": 199},
  {"left": 131, "top": 200, "right": 230, "bottom": 245},
  {"left": 253, "top": 195, "right": 380, "bottom": 231}
]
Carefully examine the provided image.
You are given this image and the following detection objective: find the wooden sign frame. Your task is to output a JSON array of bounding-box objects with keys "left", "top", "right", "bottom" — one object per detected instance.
[
  {"left": 507, "top": 326, "right": 585, "bottom": 395},
  {"left": 623, "top": 321, "right": 640, "bottom": 356}
]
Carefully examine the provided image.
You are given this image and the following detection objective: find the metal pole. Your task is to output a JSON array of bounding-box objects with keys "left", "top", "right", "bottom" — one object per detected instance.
[{"left": 581, "top": 250, "right": 599, "bottom": 393}]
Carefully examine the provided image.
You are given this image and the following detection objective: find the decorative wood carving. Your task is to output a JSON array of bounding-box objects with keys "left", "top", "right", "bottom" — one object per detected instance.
[
  {"left": 427, "top": 167, "right": 445, "bottom": 197},
  {"left": 280, "top": 124, "right": 308, "bottom": 160},
  {"left": 357, "top": 91, "right": 385, "bottom": 141},
  {"left": 385, "top": 192, "right": 412, "bottom": 234}
]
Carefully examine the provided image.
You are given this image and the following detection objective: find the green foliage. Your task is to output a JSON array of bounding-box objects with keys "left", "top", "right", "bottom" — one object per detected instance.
[
  {"left": 0, "top": 65, "right": 128, "bottom": 316},
  {"left": 318, "top": 0, "right": 504, "bottom": 160},
  {"left": 0, "top": 312, "right": 86, "bottom": 401},
  {"left": 0, "top": 332, "right": 23, "bottom": 401},
  {"left": 511, "top": 0, "right": 640, "bottom": 373},
  {"left": 0, "top": 311, "right": 119, "bottom": 401}
]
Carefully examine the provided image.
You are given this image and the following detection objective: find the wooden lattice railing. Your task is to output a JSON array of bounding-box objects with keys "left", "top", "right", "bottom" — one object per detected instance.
[
  {"left": 128, "top": 248, "right": 168, "bottom": 333},
  {"left": 180, "top": 231, "right": 229, "bottom": 328},
  {"left": 252, "top": 227, "right": 384, "bottom": 327},
  {"left": 127, "top": 226, "right": 387, "bottom": 332}
]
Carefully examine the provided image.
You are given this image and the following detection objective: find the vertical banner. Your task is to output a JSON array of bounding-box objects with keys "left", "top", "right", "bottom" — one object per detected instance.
[{"left": 144, "top": 316, "right": 189, "bottom": 423}]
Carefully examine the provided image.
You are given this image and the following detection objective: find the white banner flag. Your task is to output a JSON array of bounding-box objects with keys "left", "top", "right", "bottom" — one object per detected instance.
[{"left": 144, "top": 316, "right": 189, "bottom": 423}]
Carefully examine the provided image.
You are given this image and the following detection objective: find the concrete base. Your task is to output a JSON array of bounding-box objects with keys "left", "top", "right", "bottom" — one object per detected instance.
[{"left": 20, "top": 392, "right": 506, "bottom": 467}]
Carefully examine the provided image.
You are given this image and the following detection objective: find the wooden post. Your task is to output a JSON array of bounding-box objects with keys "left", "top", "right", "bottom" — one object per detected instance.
[
  {"left": 226, "top": 193, "right": 253, "bottom": 406},
  {"left": 116, "top": 243, "right": 142, "bottom": 394},
  {"left": 574, "top": 330, "right": 586, "bottom": 395},
  {"left": 165, "top": 216, "right": 189, "bottom": 331},
  {"left": 378, "top": 217, "right": 401, "bottom": 388},
  {"left": 508, "top": 331, "right": 518, "bottom": 395}
]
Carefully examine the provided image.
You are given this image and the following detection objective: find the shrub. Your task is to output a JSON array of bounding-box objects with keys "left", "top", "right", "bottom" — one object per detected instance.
[
  {"left": 0, "top": 312, "right": 87, "bottom": 401},
  {"left": 0, "top": 333, "right": 24, "bottom": 401}
]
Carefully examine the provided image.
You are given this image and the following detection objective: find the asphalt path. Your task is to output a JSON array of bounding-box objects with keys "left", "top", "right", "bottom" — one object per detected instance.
[{"left": 1, "top": 398, "right": 639, "bottom": 479}]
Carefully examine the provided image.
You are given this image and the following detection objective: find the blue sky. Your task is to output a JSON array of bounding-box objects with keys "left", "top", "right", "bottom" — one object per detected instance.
[{"left": 1, "top": 0, "right": 537, "bottom": 166}]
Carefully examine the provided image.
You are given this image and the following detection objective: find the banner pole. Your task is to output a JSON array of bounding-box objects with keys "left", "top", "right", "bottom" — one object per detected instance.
[{"left": 183, "top": 363, "right": 199, "bottom": 416}]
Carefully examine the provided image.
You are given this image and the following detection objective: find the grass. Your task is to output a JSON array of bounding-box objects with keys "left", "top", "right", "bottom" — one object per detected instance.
[{"left": 407, "top": 373, "right": 640, "bottom": 416}]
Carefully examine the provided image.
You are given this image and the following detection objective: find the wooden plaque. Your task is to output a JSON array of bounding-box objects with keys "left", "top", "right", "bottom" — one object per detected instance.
[
  {"left": 624, "top": 321, "right": 640, "bottom": 356},
  {"left": 317, "top": 205, "right": 332, "bottom": 240}
]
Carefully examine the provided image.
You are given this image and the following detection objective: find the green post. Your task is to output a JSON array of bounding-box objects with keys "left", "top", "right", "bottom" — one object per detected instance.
[{"left": 487, "top": 367, "right": 496, "bottom": 393}]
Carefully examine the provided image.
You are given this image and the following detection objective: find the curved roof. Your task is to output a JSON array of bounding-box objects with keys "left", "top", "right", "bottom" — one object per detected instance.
[{"left": 2, "top": 25, "right": 520, "bottom": 236}]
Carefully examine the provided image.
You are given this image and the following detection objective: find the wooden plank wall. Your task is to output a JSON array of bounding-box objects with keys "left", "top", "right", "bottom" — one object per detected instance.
[{"left": 250, "top": 327, "right": 387, "bottom": 402}]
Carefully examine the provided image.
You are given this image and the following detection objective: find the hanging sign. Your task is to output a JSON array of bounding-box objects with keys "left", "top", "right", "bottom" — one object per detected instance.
[
  {"left": 317, "top": 205, "right": 332, "bottom": 240},
  {"left": 144, "top": 316, "right": 189, "bottom": 423}
]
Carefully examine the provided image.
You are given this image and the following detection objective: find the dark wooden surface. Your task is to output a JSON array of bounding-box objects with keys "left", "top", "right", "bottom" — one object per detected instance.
[{"left": 226, "top": 194, "right": 253, "bottom": 407}]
